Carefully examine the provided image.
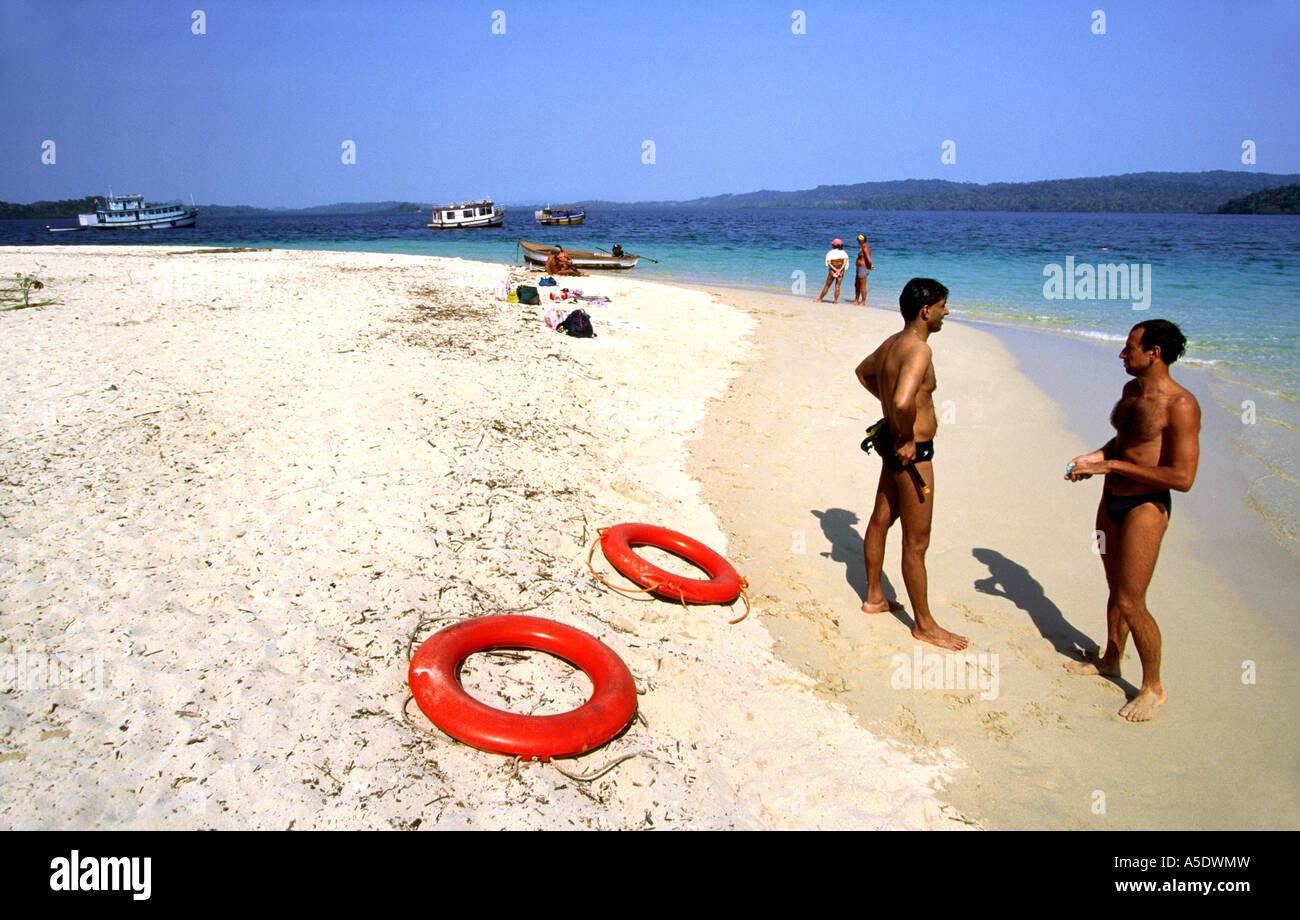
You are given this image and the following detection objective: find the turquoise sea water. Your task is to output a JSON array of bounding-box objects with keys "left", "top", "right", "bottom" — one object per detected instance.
[
  {"left": 17, "top": 207, "right": 1297, "bottom": 396},
  {"left": 12, "top": 207, "right": 1299, "bottom": 552}
]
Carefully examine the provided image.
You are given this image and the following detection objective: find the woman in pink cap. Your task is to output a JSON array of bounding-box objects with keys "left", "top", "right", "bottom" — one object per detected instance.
[{"left": 817, "top": 238, "right": 851, "bottom": 303}]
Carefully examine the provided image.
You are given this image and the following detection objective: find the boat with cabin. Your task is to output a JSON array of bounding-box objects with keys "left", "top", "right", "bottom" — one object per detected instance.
[
  {"left": 534, "top": 206, "right": 586, "bottom": 226},
  {"left": 73, "top": 194, "right": 197, "bottom": 230},
  {"left": 427, "top": 199, "right": 506, "bottom": 229},
  {"left": 518, "top": 239, "right": 639, "bottom": 271}
]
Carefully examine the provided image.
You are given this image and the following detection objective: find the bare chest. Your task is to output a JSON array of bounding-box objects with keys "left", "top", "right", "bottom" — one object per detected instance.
[{"left": 1111, "top": 395, "right": 1167, "bottom": 443}]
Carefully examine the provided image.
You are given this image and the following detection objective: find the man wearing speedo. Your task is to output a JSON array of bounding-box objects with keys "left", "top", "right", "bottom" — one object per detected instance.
[{"left": 854, "top": 278, "right": 969, "bottom": 651}]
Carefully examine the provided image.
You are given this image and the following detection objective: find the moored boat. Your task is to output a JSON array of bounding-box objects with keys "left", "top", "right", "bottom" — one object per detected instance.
[
  {"left": 73, "top": 194, "right": 197, "bottom": 230},
  {"left": 427, "top": 199, "right": 506, "bottom": 229},
  {"left": 518, "top": 239, "right": 639, "bottom": 271},
  {"left": 534, "top": 206, "right": 586, "bottom": 226}
]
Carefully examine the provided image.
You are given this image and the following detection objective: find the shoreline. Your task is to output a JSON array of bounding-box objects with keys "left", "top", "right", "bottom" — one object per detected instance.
[
  {"left": 0, "top": 245, "right": 971, "bottom": 829},
  {"left": 680, "top": 281, "right": 1299, "bottom": 830},
  {"left": 4, "top": 244, "right": 1295, "bottom": 830}
]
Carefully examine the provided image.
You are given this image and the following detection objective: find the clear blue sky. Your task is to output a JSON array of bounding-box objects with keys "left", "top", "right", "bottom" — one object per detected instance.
[{"left": 2, "top": 0, "right": 1297, "bottom": 207}]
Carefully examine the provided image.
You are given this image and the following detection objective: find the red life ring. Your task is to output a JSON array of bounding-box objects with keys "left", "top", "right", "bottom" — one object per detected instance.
[
  {"left": 598, "top": 522, "right": 744, "bottom": 605},
  {"left": 408, "top": 615, "right": 636, "bottom": 761}
]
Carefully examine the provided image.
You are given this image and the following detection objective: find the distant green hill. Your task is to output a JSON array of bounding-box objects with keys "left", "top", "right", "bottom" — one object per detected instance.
[
  {"left": 10, "top": 173, "right": 1299, "bottom": 218},
  {"left": 194, "top": 201, "right": 426, "bottom": 216},
  {"left": 1214, "top": 184, "right": 1300, "bottom": 215},
  {"left": 597, "top": 171, "right": 1300, "bottom": 213},
  {"left": 0, "top": 197, "right": 98, "bottom": 219},
  {"left": 0, "top": 198, "right": 428, "bottom": 219}
]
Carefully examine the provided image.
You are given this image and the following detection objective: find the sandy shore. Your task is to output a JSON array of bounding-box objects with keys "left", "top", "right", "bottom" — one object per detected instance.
[
  {"left": 685, "top": 284, "right": 1300, "bottom": 830},
  {"left": 0, "top": 246, "right": 971, "bottom": 830}
]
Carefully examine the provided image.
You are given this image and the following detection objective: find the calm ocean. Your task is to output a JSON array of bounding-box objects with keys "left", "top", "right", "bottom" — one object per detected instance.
[{"left": 8, "top": 206, "right": 1299, "bottom": 552}]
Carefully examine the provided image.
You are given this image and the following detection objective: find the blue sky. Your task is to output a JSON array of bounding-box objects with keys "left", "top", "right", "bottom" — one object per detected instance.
[{"left": 1, "top": 0, "right": 1297, "bottom": 207}]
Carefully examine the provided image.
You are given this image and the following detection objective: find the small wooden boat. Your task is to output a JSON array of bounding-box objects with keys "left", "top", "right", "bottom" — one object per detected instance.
[
  {"left": 534, "top": 206, "right": 586, "bottom": 226},
  {"left": 518, "top": 239, "right": 639, "bottom": 271},
  {"left": 427, "top": 199, "right": 505, "bottom": 229}
]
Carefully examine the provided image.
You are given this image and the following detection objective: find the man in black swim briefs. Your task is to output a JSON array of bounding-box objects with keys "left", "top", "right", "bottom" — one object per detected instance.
[
  {"left": 854, "top": 278, "right": 968, "bottom": 651},
  {"left": 867, "top": 419, "right": 934, "bottom": 471},
  {"left": 1065, "top": 319, "right": 1201, "bottom": 722}
]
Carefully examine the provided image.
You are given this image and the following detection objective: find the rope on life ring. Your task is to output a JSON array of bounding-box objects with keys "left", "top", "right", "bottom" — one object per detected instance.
[
  {"left": 587, "top": 523, "right": 751, "bottom": 623},
  {"left": 408, "top": 615, "right": 637, "bottom": 761}
]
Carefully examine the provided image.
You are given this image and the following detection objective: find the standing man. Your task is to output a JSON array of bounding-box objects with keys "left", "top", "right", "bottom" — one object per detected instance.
[
  {"left": 854, "top": 278, "right": 968, "bottom": 651},
  {"left": 1065, "top": 319, "right": 1200, "bottom": 722},
  {"left": 817, "top": 238, "right": 851, "bottom": 303},
  {"left": 853, "top": 234, "right": 874, "bottom": 305}
]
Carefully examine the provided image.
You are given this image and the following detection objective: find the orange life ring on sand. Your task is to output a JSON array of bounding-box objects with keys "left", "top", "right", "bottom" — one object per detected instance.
[
  {"left": 408, "top": 615, "right": 636, "bottom": 761},
  {"left": 597, "top": 523, "right": 745, "bottom": 606}
]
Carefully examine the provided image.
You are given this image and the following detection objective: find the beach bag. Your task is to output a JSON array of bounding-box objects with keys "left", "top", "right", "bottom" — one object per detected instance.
[
  {"left": 558, "top": 308, "right": 595, "bottom": 338},
  {"left": 493, "top": 283, "right": 510, "bottom": 301},
  {"left": 544, "top": 305, "right": 565, "bottom": 330},
  {"left": 517, "top": 285, "right": 540, "bottom": 305},
  {"left": 538, "top": 277, "right": 557, "bottom": 286}
]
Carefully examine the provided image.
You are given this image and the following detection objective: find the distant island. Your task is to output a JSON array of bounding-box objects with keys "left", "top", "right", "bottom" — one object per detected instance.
[
  {"left": 1214, "top": 183, "right": 1300, "bottom": 215},
  {"left": 0, "top": 199, "right": 425, "bottom": 220},
  {"left": 592, "top": 171, "right": 1300, "bottom": 213},
  {"left": 5, "top": 172, "right": 1300, "bottom": 218}
]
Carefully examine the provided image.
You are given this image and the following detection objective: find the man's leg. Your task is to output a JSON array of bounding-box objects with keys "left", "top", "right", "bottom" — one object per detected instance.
[
  {"left": 1066, "top": 499, "right": 1127, "bottom": 676},
  {"left": 862, "top": 466, "right": 902, "bottom": 613},
  {"left": 1111, "top": 503, "right": 1169, "bottom": 721},
  {"left": 896, "top": 461, "right": 968, "bottom": 650}
]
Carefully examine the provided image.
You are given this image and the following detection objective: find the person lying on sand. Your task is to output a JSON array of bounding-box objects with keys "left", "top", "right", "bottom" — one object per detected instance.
[
  {"left": 545, "top": 246, "right": 587, "bottom": 277},
  {"left": 854, "top": 278, "right": 969, "bottom": 651},
  {"left": 1064, "top": 319, "right": 1200, "bottom": 722}
]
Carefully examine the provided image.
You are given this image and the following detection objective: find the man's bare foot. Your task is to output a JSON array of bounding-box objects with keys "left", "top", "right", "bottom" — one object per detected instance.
[
  {"left": 912, "top": 624, "right": 969, "bottom": 651},
  {"left": 1064, "top": 656, "right": 1121, "bottom": 677},
  {"left": 861, "top": 598, "right": 904, "bottom": 614},
  {"left": 1118, "top": 688, "right": 1166, "bottom": 722}
]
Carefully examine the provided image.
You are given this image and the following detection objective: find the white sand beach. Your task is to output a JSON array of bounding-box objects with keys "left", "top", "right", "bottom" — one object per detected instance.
[
  {"left": 0, "top": 247, "right": 971, "bottom": 830},
  {"left": 686, "top": 285, "right": 1300, "bottom": 830}
]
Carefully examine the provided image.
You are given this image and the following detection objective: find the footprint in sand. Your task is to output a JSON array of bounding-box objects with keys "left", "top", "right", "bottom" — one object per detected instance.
[{"left": 979, "top": 711, "right": 1014, "bottom": 740}]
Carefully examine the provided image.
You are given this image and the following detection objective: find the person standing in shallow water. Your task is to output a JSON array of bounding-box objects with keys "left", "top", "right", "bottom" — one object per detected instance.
[
  {"left": 853, "top": 234, "right": 874, "bottom": 305},
  {"left": 854, "top": 278, "right": 969, "bottom": 651},
  {"left": 817, "top": 239, "right": 850, "bottom": 303},
  {"left": 1064, "top": 319, "right": 1201, "bottom": 722}
]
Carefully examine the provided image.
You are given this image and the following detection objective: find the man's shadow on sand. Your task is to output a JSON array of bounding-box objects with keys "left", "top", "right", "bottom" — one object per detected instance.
[
  {"left": 812, "top": 508, "right": 912, "bottom": 630},
  {"left": 971, "top": 547, "right": 1137, "bottom": 696}
]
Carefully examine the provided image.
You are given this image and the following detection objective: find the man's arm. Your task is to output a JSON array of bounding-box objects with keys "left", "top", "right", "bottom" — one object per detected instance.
[
  {"left": 1066, "top": 438, "right": 1115, "bottom": 480},
  {"left": 890, "top": 343, "right": 930, "bottom": 447},
  {"left": 1094, "top": 395, "right": 1201, "bottom": 491},
  {"left": 854, "top": 348, "right": 882, "bottom": 398}
]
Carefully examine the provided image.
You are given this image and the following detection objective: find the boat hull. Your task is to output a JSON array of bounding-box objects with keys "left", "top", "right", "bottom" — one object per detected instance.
[
  {"left": 535, "top": 215, "right": 586, "bottom": 226},
  {"left": 427, "top": 211, "right": 506, "bottom": 230},
  {"left": 78, "top": 208, "right": 198, "bottom": 229},
  {"left": 518, "top": 239, "right": 638, "bottom": 271}
]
